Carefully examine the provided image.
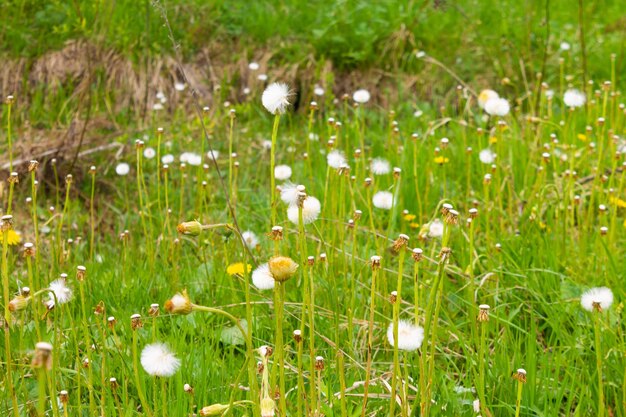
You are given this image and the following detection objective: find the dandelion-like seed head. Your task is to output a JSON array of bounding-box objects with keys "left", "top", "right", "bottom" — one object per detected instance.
[
  {"left": 241, "top": 230, "right": 259, "bottom": 249},
  {"left": 327, "top": 150, "right": 347, "bottom": 169},
  {"left": 372, "top": 191, "right": 393, "bottom": 210},
  {"left": 478, "top": 89, "right": 499, "bottom": 109},
  {"left": 484, "top": 97, "right": 510, "bottom": 116},
  {"left": 252, "top": 263, "right": 275, "bottom": 290},
  {"left": 370, "top": 158, "right": 391, "bottom": 175},
  {"left": 287, "top": 195, "right": 321, "bottom": 225},
  {"left": 352, "top": 89, "right": 371, "bottom": 104},
  {"left": 564, "top": 89, "right": 586, "bottom": 108},
  {"left": 580, "top": 287, "right": 613, "bottom": 313},
  {"left": 274, "top": 164, "right": 292, "bottom": 181},
  {"left": 115, "top": 163, "right": 130, "bottom": 176},
  {"left": 164, "top": 290, "right": 193, "bottom": 315},
  {"left": 262, "top": 83, "right": 291, "bottom": 114},
  {"left": 140, "top": 342, "right": 181, "bottom": 377},
  {"left": 386, "top": 320, "right": 424, "bottom": 351},
  {"left": 46, "top": 278, "right": 73, "bottom": 309}
]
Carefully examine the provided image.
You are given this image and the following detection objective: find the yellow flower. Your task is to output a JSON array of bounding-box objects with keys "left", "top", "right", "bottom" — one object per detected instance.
[
  {"left": 577, "top": 133, "right": 587, "bottom": 142},
  {"left": 268, "top": 256, "right": 299, "bottom": 282},
  {"left": 609, "top": 196, "right": 626, "bottom": 208},
  {"left": 403, "top": 213, "right": 416, "bottom": 222},
  {"left": 434, "top": 156, "right": 449, "bottom": 165},
  {"left": 409, "top": 222, "right": 420, "bottom": 229},
  {"left": 0, "top": 230, "right": 21, "bottom": 246},
  {"left": 488, "top": 136, "right": 498, "bottom": 144},
  {"left": 226, "top": 263, "right": 252, "bottom": 276}
]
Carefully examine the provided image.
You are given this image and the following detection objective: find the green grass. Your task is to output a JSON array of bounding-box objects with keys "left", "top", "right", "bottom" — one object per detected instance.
[{"left": 0, "top": 2, "right": 625, "bottom": 417}]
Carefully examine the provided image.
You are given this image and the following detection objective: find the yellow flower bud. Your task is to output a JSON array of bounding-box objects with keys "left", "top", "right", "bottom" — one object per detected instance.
[{"left": 176, "top": 220, "right": 203, "bottom": 236}]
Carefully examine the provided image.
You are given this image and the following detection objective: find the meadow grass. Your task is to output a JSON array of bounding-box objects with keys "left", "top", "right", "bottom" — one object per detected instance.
[{"left": 1, "top": 3, "right": 626, "bottom": 417}]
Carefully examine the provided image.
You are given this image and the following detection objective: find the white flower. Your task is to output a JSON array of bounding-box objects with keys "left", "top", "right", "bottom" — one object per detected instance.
[
  {"left": 174, "top": 82, "right": 186, "bottom": 91},
  {"left": 314, "top": 86, "right": 324, "bottom": 96},
  {"left": 252, "top": 263, "right": 275, "bottom": 290},
  {"left": 353, "top": 89, "right": 371, "bottom": 104},
  {"left": 580, "top": 287, "right": 614, "bottom": 312},
  {"left": 242, "top": 231, "right": 259, "bottom": 249},
  {"left": 249, "top": 62, "right": 260, "bottom": 71},
  {"left": 287, "top": 196, "right": 321, "bottom": 225},
  {"left": 428, "top": 219, "right": 444, "bottom": 238},
  {"left": 563, "top": 89, "right": 586, "bottom": 108},
  {"left": 280, "top": 183, "right": 299, "bottom": 205},
  {"left": 372, "top": 191, "right": 393, "bottom": 210},
  {"left": 327, "top": 150, "right": 346, "bottom": 169},
  {"left": 386, "top": 320, "right": 424, "bottom": 351},
  {"left": 484, "top": 97, "right": 510, "bottom": 116},
  {"left": 560, "top": 42, "right": 571, "bottom": 51},
  {"left": 207, "top": 150, "right": 220, "bottom": 161},
  {"left": 161, "top": 154, "right": 175, "bottom": 164},
  {"left": 478, "top": 89, "right": 499, "bottom": 109},
  {"left": 46, "top": 279, "right": 73, "bottom": 308},
  {"left": 274, "top": 165, "right": 292, "bottom": 181},
  {"left": 140, "top": 343, "right": 181, "bottom": 377},
  {"left": 143, "top": 147, "right": 156, "bottom": 159},
  {"left": 115, "top": 163, "right": 130, "bottom": 176},
  {"left": 262, "top": 83, "right": 291, "bottom": 114},
  {"left": 370, "top": 158, "right": 391, "bottom": 175},
  {"left": 479, "top": 149, "right": 496, "bottom": 164}
]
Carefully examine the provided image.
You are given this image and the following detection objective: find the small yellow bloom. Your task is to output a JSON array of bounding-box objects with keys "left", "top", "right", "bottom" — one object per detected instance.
[
  {"left": 268, "top": 256, "right": 298, "bottom": 282},
  {"left": 434, "top": 156, "right": 449, "bottom": 165},
  {"left": 577, "top": 133, "right": 587, "bottom": 142},
  {"left": 226, "top": 263, "right": 252, "bottom": 276},
  {"left": 609, "top": 196, "right": 626, "bottom": 208},
  {"left": 0, "top": 230, "right": 21, "bottom": 246},
  {"left": 488, "top": 136, "right": 498, "bottom": 144},
  {"left": 403, "top": 213, "right": 416, "bottom": 222},
  {"left": 409, "top": 222, "right": 420, "bottom": 229}
]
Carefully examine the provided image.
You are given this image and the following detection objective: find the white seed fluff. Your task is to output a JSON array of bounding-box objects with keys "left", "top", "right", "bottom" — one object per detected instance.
[
  {"left": 115, "top": 163, "right": 130, "bottom": 176},
  {"left": 280, "top": 183, "right": 300, "bottom": 206},
  {"left": 143, "top": 147, "right": 156, "bottom": 159},
  {"left": 428, "top": 219, "right": 444, "bottom": 238},
  {"left": 370, "top": 158, "right": 391, "bottom": 175},
  {"left": 242, "top": 231, "right": 259, "bottom": 249},
  {"left": 274, "top": 165, "right": 292, "bottom": 181},
  {"left": 478, "top": 89, "right": 499, "bottom": 109},
  {"left": 327, "top": 150, "right": 346, "bottom": 169},
  {"left": 252, "top": 263, "right": 275, "bottom": 290},
  {"left": 140, "top": 343, "right": 181, "bottom": 377},
  {"left": 353, "top": 89, "right": 371, "bottom": 104},
  {"left": 262, "top": 83, "right": 291, "bottom": 114},
  {"left": 161, "top": 154, "right": 175, "bottom": 164},
  {"left": 563, "top": 89, "right": 586, "bottom": 108},
  {"left": 479, "top": 148, "right": 496, "bottom": 164},
  {"left": 372, "top": 191, "right": 393, "bottom": 210},
  {"left": 580, "top": 287, "right": 614, "bottom": 312},
  {"left": 287, "top": 196, "right": 321, "bottom": 225},
  {"left": 386, "top": 320, "right": 424, "bottom": 351},
  {"left": 484, "top": 97, "right": 510, "bottom": 116},
  {"left": 46, "top": 279, "right": 73, "bottom": 308}
]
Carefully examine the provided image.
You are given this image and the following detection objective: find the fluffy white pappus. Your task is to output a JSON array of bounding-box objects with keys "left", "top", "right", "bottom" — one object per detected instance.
[
  {"left": 280, "top": 183, "right": 300, "bottom": 206},
  {"left": 180, "top": 152, "right": 202, "bottom": 166},
  {"left": 478, "top": 89, "right": 499, "bottom": 109},
  {"left": 140, "top": 343, "right": 181, "bottom": 377},
  {"left": 46, "top": 279, "right": 73, "bottom": 308},
  {"left": 327, "top": 150, "right": 346, "bottom": 169},
  {"left": 372, "top": 191, "right": 393, "bottom": 210},
  {"left": 274, "top": 164, "right": 292, "bottom": 181},
  {"left": 386, "top": 320, "right": 424, "bottom": 351},
  {"left": 563, "top": 89, "right": 586, "bottom": 108},
  {"left": 428, "top": 219, "right": 444, "bottom": 238},
  {"left": 207, "top": 150, "right": 220, "bottom": 161},
  {"left": 314, "top": 86, "right": 325, "bottom": 96},
  {"left": 248, "top": 62, "right": 260, "bottom": 71},
  {"left": 115, "top": 163, "right": 130, "bottom": 176},
  {"left": 479, "top": 148, "right": 496, "bottom": 164},
  {"left": 287, "top": 196, "right": 321, "bottom": 225},
  {"left": 174, "top": 82, "right": 186, "bottom": 91},
  {"left": 353, "top": 89, "right": 371, "bottom": 104},
  {"left": 152, "top": 103, "right": 164, "bottom": 111},
  {"left": 252, "top": 263, "right": 275, "bottom": 290},
  {"left": 484, "top": 97, "right": 510, "bottom": 116},
  {"left": 370, "top": 157, "right": 391, "bottom": 175},
  {"left": 161, "top": 154, "right": 175, "bottom": 164},
  {"left": 560, "top": 41, "right": 571, "bottom": 51},
  {"left": 242, "top": 230, "right": 259, "bottom": 249},
  {"left": 262, "top": 82, "right": 291, "bottom": 114},
  {"left": 580, "top": 287, "right": 614, "bottom": 312},
  {"left": 143, "top": 147, "right": 156, "bottom": 159}
]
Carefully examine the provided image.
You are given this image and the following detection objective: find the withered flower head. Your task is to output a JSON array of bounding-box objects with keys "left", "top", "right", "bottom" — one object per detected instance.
[
  {"left": 164, "top": 290, "right": 193, "bottom": 315},
  {"left": 177, "top": 220, "right": 203, "bottom": 236},
  {"left": 478, "top": 304, "right": 490, "bottom": 322},
  {"left": 268, "top": 256, "right": 299, "bottom": 282}
]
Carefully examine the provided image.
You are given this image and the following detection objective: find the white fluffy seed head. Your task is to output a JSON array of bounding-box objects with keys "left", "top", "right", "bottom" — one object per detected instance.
[
  {"left": 241, "top": 231, "right": 259, "bottom": 249},
  {"left": 428, "top": 219, "right": 444, "bottom": 238},
  {"left": 478, "top": 89, "right": 499, "bottom": 108},
  {"left": 252, "top": 264, "right": 275, "bottom": 290},
  {"left": 484, "top": 97, "right": 510, "bottom": 116},
  {"left": 262, "top": 83, "right": 291, "bottom": 114},
  {"left": 143, "top": 147, "right": 156, "bottom": 159},
  {"left": 352, "top": 89, "right": 371, "bottom": 104},
  {"left": 287, "top": 196, "right": 321, "bottom": 225},
  {"left": 370, "top": 158, "right": 391, "bottom": 175},
  {"left": 140, "top": 343, "right": 181, "bottom": 377},
  {"left": 274, "top": 164, "right": 292, "bottom": 181},
  {"left": 280, "top": 183, "right": 300, "bottom": 206},
  {"left": 372, "top": 191, "right": 393, "bottom": 210},
  {"left": 564, "top": 89, "right": 586, "bottom": 108},
  {"left": 46, "top": 279, "right": 73, "bottom": 308},
  {"left": 327, "top": 150, "right": 346, "bottom": 169},
  {"left": 386, "top": 320, "right": 424, "bottom": 351},
  {"left": 580, "top": 287, "right": 614, "bottom": 312},
  {"left": 115, "top": 163, "right": 130, "bottom": 176},
  {"left": 479, "top": 148, "right": 496, "bottom": 164}
]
